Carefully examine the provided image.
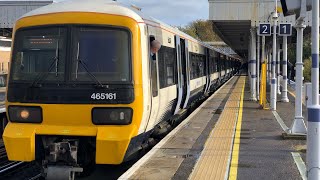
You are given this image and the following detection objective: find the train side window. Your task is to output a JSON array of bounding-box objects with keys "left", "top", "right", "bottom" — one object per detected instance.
[
  {"left": 189, "top": 52, "right": 206, "bottom": 80},
  {"left": 201, "top": 54, "right": 206, "bottom": 77},
  {"left": 158, "top": 46, "right": 177, "bottom": 88},
  {"left": 209, "top": 50, "right": 216, "bottom": 73},
  {"left": 196, "top": 54, "right": 200, "bottom": 78},
  {"left": 198, "top": 56, "right": 203, "bottom": 77},
  {"left": 190, "top": 53, "right": 196, "bottom": 80}
]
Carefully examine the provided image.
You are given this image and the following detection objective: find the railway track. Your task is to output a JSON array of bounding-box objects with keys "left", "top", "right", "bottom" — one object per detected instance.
[
  {"left": 0, "top": 139, "right": 41, "bottom": 179},
  {"left": 0, "top": 139, "right": 6, "bottom": 160},
  {"left": 28, "top": 173, "right": 42, "bottom": 180},
  {"left": 0, "top": 139, "right": 22, "bottom": 176}
]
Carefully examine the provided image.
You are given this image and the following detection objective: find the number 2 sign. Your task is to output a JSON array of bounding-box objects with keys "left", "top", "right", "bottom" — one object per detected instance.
[{"left": 258, "top": 23, "right": 271, "bottom": 36}]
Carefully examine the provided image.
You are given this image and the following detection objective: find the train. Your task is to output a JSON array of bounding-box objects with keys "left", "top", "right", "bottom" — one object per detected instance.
[{"left": 3, "top": 0, "right": 241, "bottom": 179}]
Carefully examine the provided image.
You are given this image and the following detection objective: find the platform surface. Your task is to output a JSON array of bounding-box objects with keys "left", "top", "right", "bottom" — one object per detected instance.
[{"left": 120, "top": 75, "right": 306, "bottom": 180}]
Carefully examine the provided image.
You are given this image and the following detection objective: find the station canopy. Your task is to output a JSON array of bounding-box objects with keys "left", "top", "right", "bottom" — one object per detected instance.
[
  {"left": 0, "top": 0, "right": 53, "bottom": 31},
  {"left": 208, "top": 0, "right": 313, "bottom": 58}
]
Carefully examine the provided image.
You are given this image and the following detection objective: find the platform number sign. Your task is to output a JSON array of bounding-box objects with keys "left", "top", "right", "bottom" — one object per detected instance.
[
  {"left": 279, "top": 23, "right": 292, "bottom": 36},
  {"left": 259, "top": 23, "right": 271, "bottom": 36}
]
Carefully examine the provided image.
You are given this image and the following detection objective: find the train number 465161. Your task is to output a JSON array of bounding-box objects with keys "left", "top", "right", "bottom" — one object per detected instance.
[{"left": 91, "top": 93, "right": 117, "bottom": 100}]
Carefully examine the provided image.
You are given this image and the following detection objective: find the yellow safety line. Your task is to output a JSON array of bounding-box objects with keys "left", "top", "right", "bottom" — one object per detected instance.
[
  {"left": 288, "top": 89, "right": 296, "bottom": 98},
  {"left": 228, "top": 78, "right": 246, "bottom": 180}
]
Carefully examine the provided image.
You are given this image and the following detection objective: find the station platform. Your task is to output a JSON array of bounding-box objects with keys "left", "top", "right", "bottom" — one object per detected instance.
[{"left": 119, "top": 74, "right": 306, "bottom": 180}]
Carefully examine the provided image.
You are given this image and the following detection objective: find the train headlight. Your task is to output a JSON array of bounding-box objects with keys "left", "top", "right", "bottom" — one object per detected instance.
[
  {"left": 20, "top": 109, "right": 30, "bottom": 119},
  {"left": 8, "top": 106, "right": 43, "bottom": 123},
  {"left": 92, "top": 108, "right": 133, "bottom": 125}
]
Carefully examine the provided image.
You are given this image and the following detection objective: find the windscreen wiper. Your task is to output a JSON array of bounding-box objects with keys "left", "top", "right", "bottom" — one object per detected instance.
[
  {"left": 76, "top": 42, "right": 107, "bottom": 89},
  {"left": 29, "top": 42, "right": 60, "bottom": 88}
]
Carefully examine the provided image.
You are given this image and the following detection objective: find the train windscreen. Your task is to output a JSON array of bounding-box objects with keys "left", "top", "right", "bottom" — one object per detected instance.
[
  {"left": 71, "top": 27, "right": 131, "bottom": 83},
  {"left": 10, "top": 27, "right": 67, "bottom": 82},
  {"left": 10, "top": 26, "right": 132, "bottom": 85}
]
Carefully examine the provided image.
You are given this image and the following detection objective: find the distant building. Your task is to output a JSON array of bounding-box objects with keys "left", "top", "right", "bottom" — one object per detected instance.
[
  {"left": 0, "top": 38, "right": 11, "bottom": 73},
  {"left": 0, "top": 0, "right": 53, "bottom": 29}
]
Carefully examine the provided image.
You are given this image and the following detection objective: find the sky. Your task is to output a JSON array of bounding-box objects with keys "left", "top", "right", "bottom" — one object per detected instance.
[
  {"left": 119, "top": 0, "right": 209, "bottom": 26},
  {"left": 54, "top": 0, "right": 209, "bottom": 27}
]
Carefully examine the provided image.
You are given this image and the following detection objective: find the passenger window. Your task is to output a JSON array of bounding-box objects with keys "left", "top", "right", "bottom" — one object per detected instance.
[{"left": 158, "top": 46, "right": 177, "bottom": 88}]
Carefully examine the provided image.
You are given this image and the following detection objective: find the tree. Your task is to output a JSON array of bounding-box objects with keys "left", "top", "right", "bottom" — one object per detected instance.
[
  {"left": 304, "top": 57, "right": 311, "bottom": 82},
  {"left": 177, "top": 20, "right": 221, "bottom": 41},
  {"left": 288, "top": 33, "right": 311, "bottom": 64}
]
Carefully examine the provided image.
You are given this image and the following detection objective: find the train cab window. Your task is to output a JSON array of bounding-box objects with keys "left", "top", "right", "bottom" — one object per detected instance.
[
  {"left": 71, "top": 27, "right": 131, "bottom": 83},
  {"left": 11, "top": 27, "right": 67, "bottom": 82}
]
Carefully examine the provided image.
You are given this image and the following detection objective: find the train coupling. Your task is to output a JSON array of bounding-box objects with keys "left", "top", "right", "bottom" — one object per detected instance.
[{"left": 43, "top": 139, "right": 83, "bottom": 180}]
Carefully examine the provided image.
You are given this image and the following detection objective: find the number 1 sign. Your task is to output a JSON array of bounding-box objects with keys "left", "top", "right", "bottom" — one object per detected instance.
[
  {"left": 258, "top": 23, "right": 271, "bottom": 36},
  {"left": 279, "top": 23, "right": 292, "bottom": 36}
]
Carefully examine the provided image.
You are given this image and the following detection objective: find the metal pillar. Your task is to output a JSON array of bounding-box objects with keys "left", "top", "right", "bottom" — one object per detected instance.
[
  {"left": 260, "top": 36, "right": 267, "bottom": 109},
  {"left": 307, "top": 0, "right": 320, "bottom": 179},
  {"left": 250, "top": 28, "right": 257, "bottom": 101},
  {"left": 262, "top": 37, "right": 266, "bottom": 67},
  {"left": 289, "top": 21, "right": 307, "bottom": 134},
  {"left": 257, "top": 35, "right": 260, "bottom": 100},
  {"left": 261, "top": 48, "right": 269, "bottom": 82},
  {"left": 277, "top": 40, "right": 281, "bottom": 95},
  {"left": 269, "top": 50, "right": 272, "bottom": 83},
  {"left": 281, "top": 36, "right": 289, "bottom": 102},
  {"left": 271, "top": 14, "right": 278, "bottom": 111}
]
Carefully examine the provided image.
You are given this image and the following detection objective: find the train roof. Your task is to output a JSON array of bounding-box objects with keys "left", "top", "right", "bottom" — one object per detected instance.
[
  {"left": 19, "top": 0, "right": 239, "bottom": 60},
  {"left": 21, "top": 0, "right": 197, "bottom": 39}
]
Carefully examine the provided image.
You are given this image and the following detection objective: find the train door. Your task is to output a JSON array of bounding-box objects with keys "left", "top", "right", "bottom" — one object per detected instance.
[
  {"left": 204, "top": 48, "right": 211, "bottom": 93},
  {"left": 147, "top": 35, "right": 160, "bottom": 128},
  {"left": 180, "top": 39, "right": 190, "bottom": 109},
  {"left": 173, "top": 35, "right": 183, "bottom": 114}
]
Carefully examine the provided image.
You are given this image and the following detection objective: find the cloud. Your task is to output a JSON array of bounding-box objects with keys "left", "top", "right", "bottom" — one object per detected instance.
[{"left": 119, "top": 0, "right": 208, "bottom": 26}]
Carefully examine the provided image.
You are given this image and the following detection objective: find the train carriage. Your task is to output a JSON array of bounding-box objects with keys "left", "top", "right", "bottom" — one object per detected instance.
[{"left": 3, "top": 0, "right": 240, "bottom": 178}]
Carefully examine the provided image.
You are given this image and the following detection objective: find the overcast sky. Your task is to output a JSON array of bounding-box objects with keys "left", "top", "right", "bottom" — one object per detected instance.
[{"left": 53, "top": 0, "right": 208, "bottom": 26}]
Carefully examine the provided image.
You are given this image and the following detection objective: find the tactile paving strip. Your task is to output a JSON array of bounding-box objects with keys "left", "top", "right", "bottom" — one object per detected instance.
[
  {"left": 126, "top": 77, "right": 240, "bottom": 180},
  {"left": 189, "top": 76, "right": 246, "bottom": 180}
]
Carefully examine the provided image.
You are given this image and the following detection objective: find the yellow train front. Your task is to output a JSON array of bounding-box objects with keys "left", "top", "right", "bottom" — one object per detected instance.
[{"left": 3, "top": 0, "right": 240, "bottom": 178}]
